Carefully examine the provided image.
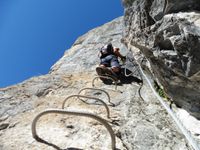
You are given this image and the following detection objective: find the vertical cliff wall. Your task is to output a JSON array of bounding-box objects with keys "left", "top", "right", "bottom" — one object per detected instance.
[
  {"left": 1, "top": 17, "right": 198, "bottom": 149},
  {"left": 1, "top": 2, "right": 200, "bottom": 149},
  {"left": 122, "top": 0, "right": 200, "bottom": 119}
]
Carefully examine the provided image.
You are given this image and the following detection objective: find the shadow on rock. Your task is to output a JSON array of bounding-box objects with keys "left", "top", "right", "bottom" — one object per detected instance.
[
  {"left": 118, "top": 68, "right": 142, "bottom": 85},
  {"left": 99, "top": 68, "right": 142, "bottom": 85},
  {"left": 35, "top": 137, "right": 83, "bottom": 150}
]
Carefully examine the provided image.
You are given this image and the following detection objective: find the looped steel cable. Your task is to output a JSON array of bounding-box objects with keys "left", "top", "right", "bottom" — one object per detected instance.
[
  {"left": 31, "top": 109, "right": 116, "bottom": 150},
  {"left": 78, "top": 87, "right": 115, "bottom": 106},
  {"left": 124, "top": 59, "right": 139, "bottom": 77},
  {"left": 125, "top": 41, "right": 200, "bottom": 150},
  {"left": 62, "top": 94, "right": 110, "bottom": 118},
  {"left": 123, "top": 52, "right": 142, "bottom": 78},
  {"left": 124, "top": 56, "right": 134, "bottom": 77},
  {"left": 92, "top": 76, "right": 117, "bottom": 90}
]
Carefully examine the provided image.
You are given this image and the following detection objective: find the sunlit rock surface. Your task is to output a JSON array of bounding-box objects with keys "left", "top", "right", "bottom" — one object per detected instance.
[
  {"left": 122, "top": 0, "right": 200, "bottom": 119},
  {"left": 0, "top": 16, "right": 199, "bottom": 149}
]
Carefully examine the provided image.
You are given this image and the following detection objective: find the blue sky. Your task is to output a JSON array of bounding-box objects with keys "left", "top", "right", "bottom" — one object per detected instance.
[{"left": 0, "top": 0, "right": 123, "bottom": 88}]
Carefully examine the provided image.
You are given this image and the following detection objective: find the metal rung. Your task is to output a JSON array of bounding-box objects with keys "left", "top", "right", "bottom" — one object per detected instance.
[
  {"left": 31, "top": 109, "right": 116, "bottom": 150},
  {"left": 92, "top": 76, "right": 117, "bottom": 90},
  {"left": 62, "top": 94, "right": 110, "bottom": 118},
  {"left": 78, "top": 87, "right": 115, "bottom": 106}
]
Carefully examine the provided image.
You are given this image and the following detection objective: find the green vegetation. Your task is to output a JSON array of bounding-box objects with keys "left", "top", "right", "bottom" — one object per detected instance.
[{"left": 154, "top": 81, "right": 169, "bottom": 100}]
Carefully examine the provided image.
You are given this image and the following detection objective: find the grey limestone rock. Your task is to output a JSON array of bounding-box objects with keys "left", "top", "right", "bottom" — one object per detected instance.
[
  {"left": 0, "top": 9, "right": 199, "bottom": 150},
  {"left": 123, "top": 0, "right": 200, "bottom": 119}
]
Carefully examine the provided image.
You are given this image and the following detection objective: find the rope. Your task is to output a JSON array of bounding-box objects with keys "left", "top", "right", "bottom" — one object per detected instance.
[
  {"left": 123, "top": 52, "right": 145, "bottom": 102},
  {"left": 31, "top": 109, "right": 116, "bottom": 150},
  {"left": 133, "top": 54, "right": 200, "bottom": 150},
  {"left": 31, "top": 48, "right": 200, "bottom": 149}
]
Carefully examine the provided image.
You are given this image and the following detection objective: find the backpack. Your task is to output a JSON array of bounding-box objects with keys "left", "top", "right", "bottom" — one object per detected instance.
[{"left": 100, "top": 43, "right": 114, "bottom": 58}]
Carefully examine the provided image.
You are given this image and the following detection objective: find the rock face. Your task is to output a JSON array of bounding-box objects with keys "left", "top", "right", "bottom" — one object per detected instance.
[
  {"left": 0, "top": 15, "right": 200, "bottom": 150},
  {"left": 122, "top": 0, "right": 200, "bottom": 119}
]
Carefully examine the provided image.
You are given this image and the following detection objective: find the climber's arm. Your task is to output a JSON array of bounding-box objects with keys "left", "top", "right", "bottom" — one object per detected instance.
[{"left": 114, "top": 48, "right": 126, "bottom": 61}]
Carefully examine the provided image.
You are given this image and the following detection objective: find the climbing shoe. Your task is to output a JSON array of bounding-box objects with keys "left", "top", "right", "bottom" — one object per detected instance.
[{"left": 96, "top": 66, "right": 119, "bottom": 83}]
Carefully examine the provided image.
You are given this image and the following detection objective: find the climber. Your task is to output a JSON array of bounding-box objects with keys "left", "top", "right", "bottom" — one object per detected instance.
[{"left": 96, "top": 43, "right": 126, "bottom": 82}]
